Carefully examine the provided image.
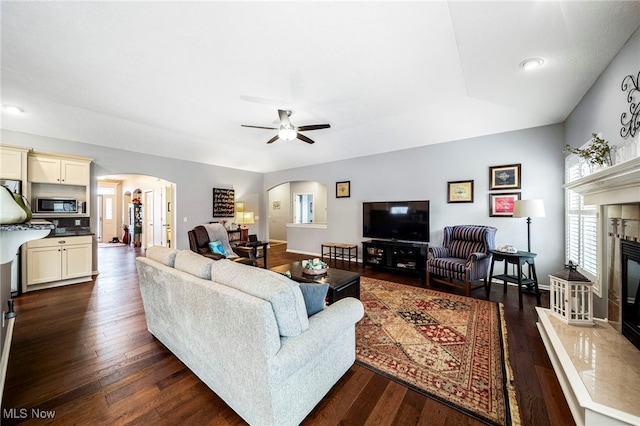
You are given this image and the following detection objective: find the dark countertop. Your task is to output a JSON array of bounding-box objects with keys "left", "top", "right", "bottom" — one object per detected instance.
[{"left": 0, "top": 221, "right": 55, "bottom": 231}]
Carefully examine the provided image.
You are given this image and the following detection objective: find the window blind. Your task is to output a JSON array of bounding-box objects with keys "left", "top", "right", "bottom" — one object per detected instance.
[{"left": 565, "top": 159, "right": 598, "bottom": 277}]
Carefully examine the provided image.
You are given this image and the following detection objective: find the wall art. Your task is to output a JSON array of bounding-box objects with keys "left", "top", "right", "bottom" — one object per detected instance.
[
  {"left": 489, "top": 164, "right": 521, "bottom": 190},
  {"left": 212, "top": 188, "right": 235, "bottom": 217},
  {"left": 336, "top": 181, "right": 350, "bottom": 198},
  {"left": 447, "top": 180, "right": 474, "bottom": 203},
  {"left": 620, "top": 71, "right": 639, "bottom": 139},
  {"left": 489, "top": 192, "right": 521, "bottom": 217}
]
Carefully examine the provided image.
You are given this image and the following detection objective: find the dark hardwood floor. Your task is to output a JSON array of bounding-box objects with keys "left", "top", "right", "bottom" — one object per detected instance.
[{"left": 2, "top": 244, "right": 574, "bottom": 425}]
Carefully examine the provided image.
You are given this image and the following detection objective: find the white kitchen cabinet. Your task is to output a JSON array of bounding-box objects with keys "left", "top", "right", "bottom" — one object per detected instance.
[
  {"left": 0, "top": 144, "right": 28, "bottom": 181},
  {"left": 25, "top": 235, "right": 92, "bottom": 289},
  {"left": 28, "top": 154, "right": 90, "bottom": 186}
]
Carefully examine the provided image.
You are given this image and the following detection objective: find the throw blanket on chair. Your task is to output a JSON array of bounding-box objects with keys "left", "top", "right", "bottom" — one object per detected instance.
[{"left": 203, "top": 223, "right": 239, "bottom": 259}]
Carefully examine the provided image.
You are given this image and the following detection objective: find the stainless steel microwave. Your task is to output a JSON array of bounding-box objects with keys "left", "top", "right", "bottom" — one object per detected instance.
[{"left": 36, "top": 198, "right": 79, "bottom": 213}]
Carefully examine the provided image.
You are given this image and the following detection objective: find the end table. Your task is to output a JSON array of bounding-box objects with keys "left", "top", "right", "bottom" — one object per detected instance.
[{"left": 487, "top": 250, "right": 541, "bottom": 309}]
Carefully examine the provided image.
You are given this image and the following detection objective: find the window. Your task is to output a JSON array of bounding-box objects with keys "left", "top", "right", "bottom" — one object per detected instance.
[
  {"left": 97, "top": 186, "right": 115, "bottom": 195},
  {"left": 565, "top": 156, "right": 599, "bottom": 293}
]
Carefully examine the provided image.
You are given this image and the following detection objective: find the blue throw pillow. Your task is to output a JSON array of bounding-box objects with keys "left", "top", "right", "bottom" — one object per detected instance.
[
  {"left": 208, "top": 240, "right": 227, "bottom": 257},
  {"left": 299, "top": 282, "right": 329, "bottom": 316}
]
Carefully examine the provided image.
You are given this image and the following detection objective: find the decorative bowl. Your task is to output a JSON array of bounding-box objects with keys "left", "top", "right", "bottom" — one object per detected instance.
[
  {"left": 301, "top": 258, "right": 328, "bottom": 275},
  {"left": 302, "top": 267, "right": 328, "bottom": 276}
]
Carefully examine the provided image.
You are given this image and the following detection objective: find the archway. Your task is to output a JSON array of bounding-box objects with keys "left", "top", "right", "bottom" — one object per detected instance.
[{"left": 267, "top": 181, "right": 327, "bottom": 242}]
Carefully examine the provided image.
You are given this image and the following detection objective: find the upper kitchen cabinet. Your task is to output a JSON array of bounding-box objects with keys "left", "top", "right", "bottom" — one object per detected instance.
[
  {"left": 28, "top": 151, "right": 92, "bottom": 217},
  {"left": 0, "top": 144, "right": 28, "bottom": 181},
  {"left": 28, "top": 153, "right": 90, "bottom": 186}
]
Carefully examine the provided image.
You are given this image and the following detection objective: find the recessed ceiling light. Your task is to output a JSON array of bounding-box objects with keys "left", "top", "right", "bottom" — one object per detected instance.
[
  {"left": 519, "top": 58, "right": 544, "bottom": 71},
  {"left": 2, "top": 104, "right": 25, "bottom": 114}
]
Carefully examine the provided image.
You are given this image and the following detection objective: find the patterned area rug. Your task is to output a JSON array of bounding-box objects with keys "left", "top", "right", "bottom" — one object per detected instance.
[{"left": 356, "top": 277, "right": 520, "bottom": 426}]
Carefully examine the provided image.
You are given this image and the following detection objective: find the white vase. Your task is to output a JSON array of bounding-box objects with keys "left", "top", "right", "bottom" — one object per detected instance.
[{"left": 0, "top": 186, "right": 27, "bottom": 224}]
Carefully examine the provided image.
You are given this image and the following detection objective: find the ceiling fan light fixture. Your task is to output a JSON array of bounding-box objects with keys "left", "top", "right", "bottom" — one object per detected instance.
[
  {"left": 519, "top": 58, "right": 544, "bottom": 71},
  {"left": 278, "top": 125, "right": 297, "bottom": 141}
]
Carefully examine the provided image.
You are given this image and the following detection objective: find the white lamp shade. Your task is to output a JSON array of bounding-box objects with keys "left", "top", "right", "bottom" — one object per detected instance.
[
  {"left": 513, "top": 199, "right": 545, "bottom": 218},
  {"left": 243, "top": 212, "right": 255, "bottom": 225},
  {"left": 234, "top": 212, "right": 245, "bottom": 224}
]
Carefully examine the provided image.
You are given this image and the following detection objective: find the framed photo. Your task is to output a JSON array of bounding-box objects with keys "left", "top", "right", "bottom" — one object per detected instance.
[
  {"left": 336, "top": 181, "right": 350, "bottom": 198},
  {"left": 489, "top": 192, "right": 521, "bottom": 217},
  {"left": 447, "top": 180, "right": 474, "bottom": 203},
  {"left": 489, "top": 164, "right": 521, "bottom": 190}
]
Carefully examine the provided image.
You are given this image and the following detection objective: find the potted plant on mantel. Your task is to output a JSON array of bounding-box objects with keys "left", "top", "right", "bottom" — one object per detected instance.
[{"left": 565, "top": 132, "right": 614, "bottom": 173}]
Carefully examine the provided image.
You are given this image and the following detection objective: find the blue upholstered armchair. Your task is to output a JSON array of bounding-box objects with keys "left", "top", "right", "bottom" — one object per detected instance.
[{"left": 426, "top": 225, "right": 497, "bottom": 296}]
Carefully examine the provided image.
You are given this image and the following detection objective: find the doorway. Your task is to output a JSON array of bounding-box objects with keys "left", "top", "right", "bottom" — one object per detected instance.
[
  {"left": 144, "top": 190, "right": 154, "bottom": 248},
  {"left": 294, "top": 193, "right": 314, "bottom": 223},
  {"left": 97, "top": 174, "right": 175, "bottom": 249},
  {"left": 97, "top": 182, "right": 119, "bottom": 243},
  {"left": 267, "top": 181, "right": 327, "bottom": 242}
]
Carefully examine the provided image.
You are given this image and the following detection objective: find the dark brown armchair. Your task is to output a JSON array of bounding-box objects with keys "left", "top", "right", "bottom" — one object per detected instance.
[{"left": 188, "top": 224, "right": 257, "bottom": 266}]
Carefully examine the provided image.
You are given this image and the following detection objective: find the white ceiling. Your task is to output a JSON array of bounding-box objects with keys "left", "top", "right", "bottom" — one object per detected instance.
[{"left": 2, "top": 1, "right": 639, "bottom": 173}]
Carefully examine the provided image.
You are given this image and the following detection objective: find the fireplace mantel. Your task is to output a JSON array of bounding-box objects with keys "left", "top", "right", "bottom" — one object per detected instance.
[{"left": 564, "top": 157, "right": 640, "bottom": 206}]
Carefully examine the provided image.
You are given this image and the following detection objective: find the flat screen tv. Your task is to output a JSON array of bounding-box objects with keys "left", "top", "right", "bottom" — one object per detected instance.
[{"left": 363, "top": 200, "right": 430, "bottom": 242}]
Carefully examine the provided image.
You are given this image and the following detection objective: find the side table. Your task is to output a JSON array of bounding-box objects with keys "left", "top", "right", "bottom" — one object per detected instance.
[
  {"left": 487, "top": 250, "right": 541, "bottom": 309},
  {"left": 237, "top": 241, "right": 268, "bottom": 269}
]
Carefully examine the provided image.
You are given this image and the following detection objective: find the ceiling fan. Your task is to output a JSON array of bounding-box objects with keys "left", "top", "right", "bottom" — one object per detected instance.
[{"left": 241, "top": 109, "right": 330, "bottom": 144}]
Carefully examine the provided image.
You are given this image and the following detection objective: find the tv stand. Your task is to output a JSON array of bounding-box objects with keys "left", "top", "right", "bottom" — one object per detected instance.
[{"left": 362, "top": 240, "right": 428, "bottom": 278}]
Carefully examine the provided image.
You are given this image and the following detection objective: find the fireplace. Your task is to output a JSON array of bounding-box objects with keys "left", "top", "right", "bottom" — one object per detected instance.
[{"left": 622, "top": 240, "right": 640, "bottom": 350}]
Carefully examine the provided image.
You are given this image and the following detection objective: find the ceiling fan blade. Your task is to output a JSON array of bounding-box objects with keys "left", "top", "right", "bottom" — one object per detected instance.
[
  {"left": 297, "top": 124, "right": 331, "bottom": 132},
  {"left": 266, "top": 135, "right": 280, "bottom": 144},
  {"left": 296, "top": 133, "right": 315, "bottom": 144},
  {"left": 278, "top": 109, "right": 292, "bottom": 126},
  {"left": 241, "top": 124, "right": 278, "bottom": 130}
]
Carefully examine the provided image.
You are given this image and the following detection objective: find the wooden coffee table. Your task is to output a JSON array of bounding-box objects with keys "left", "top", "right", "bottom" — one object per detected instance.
[{"left": 270, "top": 261, "right": 360, "bottom": 305}]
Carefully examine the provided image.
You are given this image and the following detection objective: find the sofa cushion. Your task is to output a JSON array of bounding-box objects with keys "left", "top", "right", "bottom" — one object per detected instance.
[
  {"left": 211, "top": 259, "right": 309, "bottom": 336},
  {"left": 208, "top": 240, "right": 228, "bottom": 257},
  {"left": 146, "top": 246, "right": 179, "bottom": 267},
  {"left": 175, "top": 250, "right": 215, "bottom": 280},
  {"left": 299, "top": 282, "right": 329, "bottom": 316}
]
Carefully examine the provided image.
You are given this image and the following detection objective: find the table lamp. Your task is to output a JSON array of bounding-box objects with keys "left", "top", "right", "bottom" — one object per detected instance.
[
  {"left": 235, "top": 211, "right": 254, "bottom": 241},
  {"left": 512, "top": 199, "right": 545, "bottom": 253}
]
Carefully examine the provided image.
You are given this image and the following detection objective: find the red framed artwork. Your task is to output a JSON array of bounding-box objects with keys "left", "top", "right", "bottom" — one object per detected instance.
[{"left": 489, "top": 192, "right": 521, "bottom": 217}]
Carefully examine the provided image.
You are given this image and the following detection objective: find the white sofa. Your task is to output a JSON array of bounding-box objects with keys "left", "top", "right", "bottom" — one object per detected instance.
[{"left": 136, "top": 246, "right": 364, "bottom": 425}]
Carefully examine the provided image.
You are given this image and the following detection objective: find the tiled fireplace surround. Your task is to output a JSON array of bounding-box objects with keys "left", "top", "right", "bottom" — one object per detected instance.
[
  {"left": 536, "top": 157, "right": 640, "bottom": 426},
  {"left": 606, "top": 203, "right": 639, "bottom": 331}
]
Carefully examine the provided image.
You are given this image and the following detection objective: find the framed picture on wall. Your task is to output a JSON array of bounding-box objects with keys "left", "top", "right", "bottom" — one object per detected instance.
[
  {"left": 336, "top": 181, "right": 350, "bottom": 198},
  {"left": 212, "top": 188, "right": 235, "bottom": 217},
  {"left": 447, "top": 180, "right": 474, "bottom": 203},
  {"left": 489, "top": 164, "right": 521, "bottom": 190},
  {"left": 489, "top": 192, "right": 521, "bottom": 217}
]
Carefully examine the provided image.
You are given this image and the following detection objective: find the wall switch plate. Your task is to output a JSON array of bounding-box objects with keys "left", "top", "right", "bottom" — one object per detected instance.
[
  {"left": 183, "top": 217, "right": 188, "bottom": 222},
  {"left": 75, "top": 219, "right": 81, "bottom": 226}
]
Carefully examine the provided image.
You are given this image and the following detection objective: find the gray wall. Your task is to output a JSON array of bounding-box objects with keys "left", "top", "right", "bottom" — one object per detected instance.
[
  {"left": 565, "top": 27, "right": 640, "bottom": 316},
  {"left": 565, "top": 27, "right": 640, "bottom": 153},
  {"left": 265, "top": 123, "right": 567, "bottom": 285}
]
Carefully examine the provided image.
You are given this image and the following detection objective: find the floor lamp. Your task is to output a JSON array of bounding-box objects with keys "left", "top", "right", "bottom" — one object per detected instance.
[{"left": 512, "top": 199, "right": 545, "bottom": 253}]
